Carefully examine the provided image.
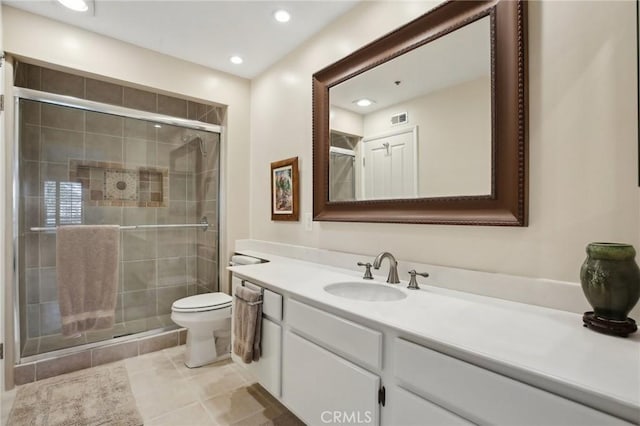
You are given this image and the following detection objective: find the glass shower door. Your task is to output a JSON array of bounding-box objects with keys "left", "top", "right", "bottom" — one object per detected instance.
[{"left": 16, "top": 98, "right": 220, "bottom": 358}]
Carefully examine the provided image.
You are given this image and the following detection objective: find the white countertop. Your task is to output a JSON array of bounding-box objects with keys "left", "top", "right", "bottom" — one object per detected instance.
[{"left": 228, "top": 250, "right": 640, "bottom": 423}]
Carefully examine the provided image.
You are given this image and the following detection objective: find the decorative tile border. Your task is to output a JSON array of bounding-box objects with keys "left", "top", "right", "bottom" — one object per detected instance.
[
  {"left": 105, "top": 169, "right": 138, "bottom": 201},
  {"left": 69, "top": 159, "right": 168, "bottom": 207}
]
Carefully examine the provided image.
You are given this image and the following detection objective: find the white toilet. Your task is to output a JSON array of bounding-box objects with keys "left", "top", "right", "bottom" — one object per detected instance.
[{"left": 171, "top": 292, "right": 233, "bottom": 368}]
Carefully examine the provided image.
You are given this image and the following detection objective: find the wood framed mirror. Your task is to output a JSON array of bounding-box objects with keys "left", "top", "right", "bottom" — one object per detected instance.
[{"left": 312, "top": 0, "right": 528, "bottom": 226}]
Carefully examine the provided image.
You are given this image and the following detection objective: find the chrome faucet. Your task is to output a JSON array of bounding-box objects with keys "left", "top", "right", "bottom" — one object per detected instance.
[
  {"left": 372, "top": 252, "right": 400, "bottom": 284},
  {"left": 407, "top": 270, "right": 429, "bottom": 290},
  {"left": 357, "top": 262, "right": 374, "bottom": 280}
]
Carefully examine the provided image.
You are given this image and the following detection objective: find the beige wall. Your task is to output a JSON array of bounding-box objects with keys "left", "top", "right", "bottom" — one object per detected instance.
[
  {"left": 330, "top": 106, "right": 363, "bottom": 137},
  {"left": 2, "top": 6, "right": 251, "bottom": 388},
  {"left": 250, "top": 0, "right": 639, "bottom": 284},
  {"left": 362, "top": 77, "right": 492, "bottom": 197},
  {"left": 1, "top": 6, "right": 252, "bottom": 295}
]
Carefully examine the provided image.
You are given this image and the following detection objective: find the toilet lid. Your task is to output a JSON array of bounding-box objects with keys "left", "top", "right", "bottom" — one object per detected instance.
[{"left": 171, "top": 293, "right": 232, "bottom": 312}]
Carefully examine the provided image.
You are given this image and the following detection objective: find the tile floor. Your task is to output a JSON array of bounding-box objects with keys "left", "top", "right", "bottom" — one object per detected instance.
[{"left": 1, "top": 345, "right": 305, "bottom": 426}]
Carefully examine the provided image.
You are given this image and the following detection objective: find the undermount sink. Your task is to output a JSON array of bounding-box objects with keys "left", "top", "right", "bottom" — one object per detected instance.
[{"left": 324, "top": 281, "right": 407, "bottom": 302}]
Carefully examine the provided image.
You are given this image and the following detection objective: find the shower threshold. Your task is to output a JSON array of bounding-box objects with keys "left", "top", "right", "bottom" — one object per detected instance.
[{"left": 19, "top": 315, "right": 180, "bottom": 364}]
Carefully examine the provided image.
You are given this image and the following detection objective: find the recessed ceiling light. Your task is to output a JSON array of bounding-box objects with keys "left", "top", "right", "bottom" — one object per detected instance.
[
  {"left": 57, "top": 0, "right": 89, "bottom": 12},
  {"left": 274, "top": 10, "right": 291, "bottom": 23},
  {"left": 354, "top": 98, "right": 375, "bottom": 107},
  {"left": 154, "top": 124, "right": 162, "bottom": 129},
  {"left": 230, "top": 56, "right": 244, "bottom": 65}
]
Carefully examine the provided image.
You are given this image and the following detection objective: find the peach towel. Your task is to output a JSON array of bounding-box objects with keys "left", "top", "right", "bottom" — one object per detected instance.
[{"left": 56, "top": 225, "right": 120, "bottom": 337}]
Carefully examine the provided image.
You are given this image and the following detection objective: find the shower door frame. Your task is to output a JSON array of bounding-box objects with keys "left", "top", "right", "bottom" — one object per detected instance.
[{"left": 12, "top": 87, "right": 224, "bottom": 364}]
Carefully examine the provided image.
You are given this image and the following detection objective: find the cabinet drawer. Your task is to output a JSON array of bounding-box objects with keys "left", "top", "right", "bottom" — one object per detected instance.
[
  {"left": 287, "top": 299, "right": 382, "bottom": 370},
  {"left": 262, "top": 288, "right": 282, "bottom": 321},
  {"left": 232, "top": 276, "right": 282, "bottom": 321},
  {"left": 394, "top": 338, "right": 632, "bottom": 425},
  {"left": 390, "top": 387, "right": 472, "bottom": 426}
]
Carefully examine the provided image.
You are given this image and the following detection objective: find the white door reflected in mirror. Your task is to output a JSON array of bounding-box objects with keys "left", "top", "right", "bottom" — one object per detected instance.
[
  {"left": 363, "top": 127, "right": 417, "bottom": 200},
  {"left": 328, "top": 16, "right": 492, "bottom": 202}
]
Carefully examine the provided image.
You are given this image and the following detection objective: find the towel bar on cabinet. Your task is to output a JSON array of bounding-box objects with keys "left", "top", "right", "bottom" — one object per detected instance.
[{"left": 238, "top": 280, "right": 264, "bottom": 306}]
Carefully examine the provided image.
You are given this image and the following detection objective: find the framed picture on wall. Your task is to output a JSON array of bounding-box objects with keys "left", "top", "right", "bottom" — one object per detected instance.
[{"left": 271, "top": 157, "right": 299, "bottom": 221}]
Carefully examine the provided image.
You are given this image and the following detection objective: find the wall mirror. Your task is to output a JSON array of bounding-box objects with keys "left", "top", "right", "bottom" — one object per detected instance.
[{"left": 313, "top": 0, "right": 528, "bottom": 225}]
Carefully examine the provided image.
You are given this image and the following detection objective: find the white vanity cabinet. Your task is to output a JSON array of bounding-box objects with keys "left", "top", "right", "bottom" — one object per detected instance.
[
  {"left": 228, "top": 264, "right": 638, "bottom": 426},
  {"left": 282, "top": 299, "right": 383, "bottom": 426},
  {"left": 231, "top": 275, "right": 283, "bottom": 397},
  {"left": 393, "top": 338, "right": 634, "bottom": 426}
]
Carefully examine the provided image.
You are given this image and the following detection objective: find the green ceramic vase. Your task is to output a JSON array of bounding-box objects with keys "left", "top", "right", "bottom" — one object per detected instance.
[{"left": 580, "top": 243, "right": 640, "bottom": 321}]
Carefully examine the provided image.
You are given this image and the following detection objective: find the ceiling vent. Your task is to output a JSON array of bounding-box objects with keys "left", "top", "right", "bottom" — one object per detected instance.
[{"left": 390, "top": 112, "right": 408, "bottom": 126}]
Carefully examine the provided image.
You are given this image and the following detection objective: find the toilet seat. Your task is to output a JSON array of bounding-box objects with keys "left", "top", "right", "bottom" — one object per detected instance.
[{"left": 171, "top": 293, "right": 232, "bottom": 313}]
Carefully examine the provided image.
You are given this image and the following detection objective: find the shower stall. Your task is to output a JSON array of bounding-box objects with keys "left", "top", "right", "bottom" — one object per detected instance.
[
  {"left": 329, "top": 147, "right": 356, "bottom": 201},
  {"left": 12, "top": 87, "right": 222, "bottom": 362},
  {"left": 329, "top": 131, "right": 360, "bottom": 202}
]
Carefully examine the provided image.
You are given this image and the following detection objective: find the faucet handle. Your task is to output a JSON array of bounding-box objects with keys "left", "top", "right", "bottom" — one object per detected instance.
[
  {"left": 357, "top": 262, "right": 374, "bottom": 280},
  {"left": 407, "top": 270, "right": 429, "bottom": 290}
]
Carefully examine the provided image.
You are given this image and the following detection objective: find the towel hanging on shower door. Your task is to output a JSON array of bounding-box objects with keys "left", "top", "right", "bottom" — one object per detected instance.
[{"left": 56, "top": 225, "right": 120, "bottom": 337}]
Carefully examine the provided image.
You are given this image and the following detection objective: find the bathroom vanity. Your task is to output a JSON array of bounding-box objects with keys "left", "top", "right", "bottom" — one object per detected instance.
[{"left": 228, "top": 247, "right": 640, "bottom": 426}]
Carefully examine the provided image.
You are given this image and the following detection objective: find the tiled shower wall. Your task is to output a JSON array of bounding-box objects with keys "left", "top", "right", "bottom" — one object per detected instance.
[
  {"left": 14, "top": 63, "right": 225, "bottom": 124},
  {"left": 15, "top": 63, "right": 221, "bottom": 353},
  {"left": 329, "top": 132, "right": 357, "bottom": 201}
]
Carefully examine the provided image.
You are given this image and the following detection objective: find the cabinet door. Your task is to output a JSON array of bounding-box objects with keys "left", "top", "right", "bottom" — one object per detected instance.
[
  {"left": 390, "top": 387, "right": 472, "bottom": 426},
  {"left": 246, "top": 318, "right": 281, "bottom": 397},
  {"left": 283, "top": 331, "right": 380, "bottom": 426}
]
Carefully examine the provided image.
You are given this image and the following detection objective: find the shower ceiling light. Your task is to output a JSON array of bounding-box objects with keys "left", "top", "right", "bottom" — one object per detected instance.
[
  {"left": 230, "top": 56, "right": 243, "bottom": 65},
  {"left": 354, "top": 98, "right": 375, "bottom": 107},
  {"left": 57, "top": 0, "right": 89, "bottom": 12},
  {"left": 274, "top": 10, "right": 291, "bottom": 23}
]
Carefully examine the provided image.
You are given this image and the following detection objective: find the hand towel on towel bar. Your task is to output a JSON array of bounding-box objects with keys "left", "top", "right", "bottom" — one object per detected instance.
[
  {"left": 233, "top": 286, "right": 263, "bottom": 363},
  {"left": 56, "top": 225, "right": 120, "bottom": 337}
]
